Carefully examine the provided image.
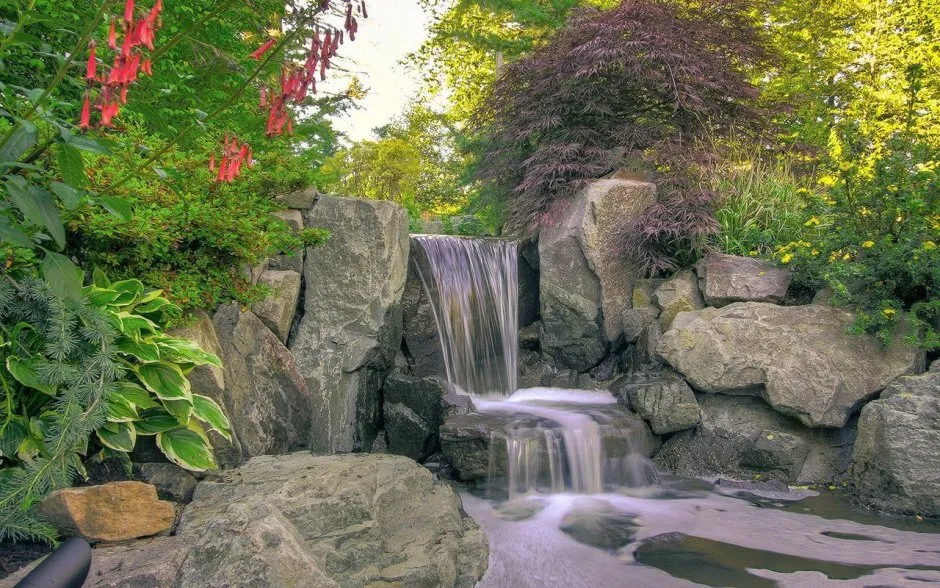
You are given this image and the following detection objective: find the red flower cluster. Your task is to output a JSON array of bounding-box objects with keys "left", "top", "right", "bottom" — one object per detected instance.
[
  {"left": 209, "top": 135, "right": 253, "bottom": 183},
  {"left": 254, "top": 0, "right": 367, "bottom": 137},
  {"left": 80, "top": 0, "right": 163, "bottom": 130}
]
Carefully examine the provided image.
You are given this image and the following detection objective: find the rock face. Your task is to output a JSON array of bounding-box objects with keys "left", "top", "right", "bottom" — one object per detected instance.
[
  {"left": 272, "top": 209, "right": 304, "bottom": 232},
  {"left": 696, "top": 253, "right": 792, "bottom": 307},
  {"left": 654, "top": 394, "right": 856, "bottom": 483},
  {"left": 852, "top": 364, "right": 940, "bottom": 516},
  {"left": 275, "top": 185, "right": 318, "bottom": 209},
  {"left": 383, "top": 372, "right": 455, "bottom": 460},
  {"left": 38, "top": 481, "right": 175, "bottom": 543},
  {"left": 177, "top": 453, "right": 487, "bottom": 587},
  {"left": 518, "top": 238, "right": 540, "bottom": 328},
  {"left": 539, "top": 179, "right": 657, "bottom": 371},
  {"left": 169, "top": 311, "right": 242, "bottom": 468},
  {"left": 250, "top": 269, "right": 301, "bottom": 343},
  {"left": 611, "top": 370, "right": 700, "bottom": 434},
  {"left": 652, "top": 270, "right": 704, "bottom": 331},
  {"left": 10, "top": 454, "right": 488, "bottom": 587},
  {"left": 133, "top": 463, "right": 198, "bottom": 504},
  {"left": 292, "top": 196, "right": 410, "bottom": 453},
  {"left": 401, "top": 243, "right": 446, "bottom": 378},
  {"left": 656, "top": 303, "right": 923, "bottom": 428},
  {"left": 213, "top": 305, "right": 313, "bottom": 457}
]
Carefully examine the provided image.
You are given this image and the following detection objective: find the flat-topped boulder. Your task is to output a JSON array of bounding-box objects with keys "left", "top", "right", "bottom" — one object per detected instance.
[
  {"left": 696, "top": 253, "right": 791, "bottom": 306},
  {"left": 656, "top": 303, "right": 923, "bottom": 427}
]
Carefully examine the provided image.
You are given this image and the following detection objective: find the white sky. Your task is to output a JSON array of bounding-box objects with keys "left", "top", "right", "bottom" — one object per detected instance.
[{"left": 322, "top": 0, "right": 433, "bottom": 142}]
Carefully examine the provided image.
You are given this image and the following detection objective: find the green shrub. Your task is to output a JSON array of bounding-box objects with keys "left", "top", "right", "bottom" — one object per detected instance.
[
  {"left": 0, "top": 269, "right": 229, "bottom": 543},
  {"left": 777, "top": 131, "right": 939, "bottom": 350},
  {"left": 66, "top": 126, "right": 319, "bottom": 316}
]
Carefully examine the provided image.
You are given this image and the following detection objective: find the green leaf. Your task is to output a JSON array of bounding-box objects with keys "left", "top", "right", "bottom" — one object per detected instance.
[
  {"left": 106, "top": 395, "right": 139, "bottom": 423},
  {"left": 50, "top": 182, "right": 84, "bottom": 210},
  {"left": 5, "top": 177, "right": 65, "bottom": 248},
  {"left": 134, "top": 297, "right": 172, "bottom": 315},
  {"left": 0, "top": 217, "right": 34, "bottom": 248},
  {"left": 157, "top": 428, "right": 216, "bottom": 472},
  {"left": 116, "top": 312, "right": 159, "bottom": 335},
  {"left": 163, "top": 398, "right": 194, "bottom": 424},
  {"left": 96, "top": 422, "right": 136, "bottom": 452},
  {"left": 55, "top": 143, "right": 87, "bottom": 188},
  {"left": 41, "top": 251, "right": 84, "bottom": 301},
  {"left": 5, "top": 356, "right": 56, "bottom": 395},
  {"left": 86, "top": 287, "right": 121, "bottom": 307},
  {"left": 64, "top": 133, "right": 110, "bottom": 155},
  {"left": 111, "top": 382, "right": 159, "bottom": 410},
  {"left": 92, "top": 267, "right": 112, "bottom": 288},
  {"left": 135, "top": 408, "right": 179, "bottom": 435},
  {"left": 136, "top": 362, "right": 192, "bottom": 402},
  {"left": 0, "top": 120, "right": 38, "bottom": 163},
  {"left": 192, "top": 394, "right": 231, "bottom": 440},
  {"left": 155, "top": 336, "right": 222, "bottom": 368},
  {"left": 0, "top": 417, "right": 28, "bottom": 458},
  {"left": 115, "top": 337, "right": 161, "bottom": 362},
  {"left": 96, "top": 195, "right": 132, "bottom": 221}
]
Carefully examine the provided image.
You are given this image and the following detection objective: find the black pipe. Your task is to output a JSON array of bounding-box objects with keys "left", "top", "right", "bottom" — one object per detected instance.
[{"left": 14, "top": 537, "right": 91, "bottom": 588}]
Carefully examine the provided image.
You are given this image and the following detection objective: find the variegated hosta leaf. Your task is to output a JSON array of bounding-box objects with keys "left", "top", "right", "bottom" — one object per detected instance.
[{"left": 157, "top": 428, "right": 216, "bottom": 472}]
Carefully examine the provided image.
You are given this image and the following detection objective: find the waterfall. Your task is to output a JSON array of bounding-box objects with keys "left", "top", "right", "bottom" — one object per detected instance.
[
  {"left": 415, "top": 235, "right": 655, "bottom": 497},
  {"left": 413, "top": 235, "right": 518, "bottom": 397}
]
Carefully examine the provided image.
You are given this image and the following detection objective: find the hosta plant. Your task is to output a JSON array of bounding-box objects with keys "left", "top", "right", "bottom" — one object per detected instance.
[{"left": 0, "top": 269, "right": 230, "bottom": 543}]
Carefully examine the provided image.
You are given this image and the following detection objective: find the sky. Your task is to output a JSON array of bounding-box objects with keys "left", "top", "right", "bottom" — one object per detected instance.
[{"left": 322, "top": 0, "right": 434, "bottom": 142}]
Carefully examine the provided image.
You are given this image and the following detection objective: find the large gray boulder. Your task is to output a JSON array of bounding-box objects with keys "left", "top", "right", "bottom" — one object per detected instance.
[
  {"left": 852, "top": 363, "right": 940, "bottom": 516},
  {"left": 250, "top": 269, "right": 301, "bottom": 343},
  {"left": 4, "top": 454, "right": 489, "bottom": 588},
  {"left": 292, "top": 196, "right": 410, "bottom": 453},
  {"left": 213, "top": 305, "right": 313, "bottom": 458},
  {"left": 169, "top": 310, "right": 242, "bottom": 468},
  {"left": 657, "top": 303, "right": 923, "bottom": 428},
  {"left": 518, "top": 237, "right": 540, "bottom": 328},
  {"left": 610, "top": 370, "right": 700, "bottom": 434},
  {"left": 539, "top": 179, "right": 657, "bottom": 371},
  {"left": 178, "top": 453, "right": 487, "bottom": 587},
  {"left": 696, "top": 253, "right": 792, "bottom": 307},
  {"left": 654, "top": 394, "right": 855, "bottom": 483}
]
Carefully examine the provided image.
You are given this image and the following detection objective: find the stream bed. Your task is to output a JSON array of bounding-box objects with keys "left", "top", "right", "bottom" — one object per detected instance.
[{"left": 462, "top": 480, "right": 940, "bottom": 587}]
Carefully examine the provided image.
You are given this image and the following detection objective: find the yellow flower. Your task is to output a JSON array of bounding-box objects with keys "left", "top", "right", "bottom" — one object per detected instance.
[
  {"left": 811, "top": 249, "right": 819, "bottom": 256},
  {"left": 839, "top": 161, "right": 853, "bottom": 172},
  {"left": 819, "top": 175, "right": 837, "bottom": 187},
  {"left": 924, "top": 241, "right": 937, "bottom": 251},
  {"left": 882, "top": 308, "right": 897, "bottom": 318},
  {"left": 862, "top": 240, "right": 875, "bottom": 248},
  {"left": 887, "top": 184, "right": 898, "bottom": 193},
  {"left": 796, "top": 187, "right": 810, "bottom": 194},
  {"left": 842, "top": 253, "right": 852, "bottom": 261},
  {"left": 823, "top": 196, "right": 837, "bottom": 206},
  {"left": 780, "top": 253, "right": 793, "bottom": 264},
  {"left": 804, "top": 217, "right": 820, "bottom": 227},
  {"left": 748, "top": 250, "right": 758, "bottom": 257}
]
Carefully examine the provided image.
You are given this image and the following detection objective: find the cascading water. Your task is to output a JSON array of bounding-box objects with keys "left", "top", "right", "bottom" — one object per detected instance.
[{"left": 414, "top": 235, "right": 654, "bottom": 498}]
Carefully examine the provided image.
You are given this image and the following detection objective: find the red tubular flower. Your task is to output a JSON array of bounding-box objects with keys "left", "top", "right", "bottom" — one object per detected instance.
[
  {"left": 124, "top": 0, "right": 135, "bottom": 24},
  {"left": 259, "top": 87, "right": 267, "bottom": 109},
  {"left": 79, "top": 93, "right": 91, "bottom": 130},
  {"left": 209, "top": 153, "right": 216, "bottom": 172},
  {"left": 141, "top": 58, "right": 152, "bottom": 76},
  {"left": 249, "top": 38, "right": 276, "bottom": 60},
  {"left": 362, "top": 1, "right": 368, "bottom": 19},
  {"left": 322, "top": 30, "right": 332, "bottom": 58},
  {"left": 108, "top": 20, "right": 118, "bottom": 50},
  {"left": 86, "top": 42, "right": 97, "bottom": 81},
  {"left": 286, "top": 117, "right": 293, "bottom": 136},
  {"left": 120, "top": 85, "right": 129, "bottom": 104}
]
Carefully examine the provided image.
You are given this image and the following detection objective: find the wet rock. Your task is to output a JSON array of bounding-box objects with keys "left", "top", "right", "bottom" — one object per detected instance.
[
  {"left": 251, "top": 269, "right": 301, "bottom": 343},
  {"left": 401, "top": 240, "right": 446, "bottom": 378},
  {"left": 213, "top": 305, "right": 313, "bottom": 457},
  {"left": 169, "top": 310, "right": 242, "bottom": 468},
  {"left": 276, "top": 185, "right": 318, "bottom": 209},
  {"left": 540, "top": 179, "right": 657, "bottom": 371},
  {"left": 622, "top": 306, "right": 659, "bottom": 344},
  {"left": 852, "top": 365, "right": 940, "bottom": 516},
  {"left": 713, "top": 478, "right": 790, "bottom": 493},
  {"left": 611, "top": 370, "right": 700, "bottom": 434},
  {"left": 654, "top": 394, "right": 855, "bottom": 484},
  {"left": 652, "top": 270, "right": 704, "bottom": 331},
  {"left": 657, "top": 302, "right": 924, "bottom": 428},
  {"left": 133, "top": 463, "right": 198, "bottom": 504},
  {"left": 518, "top": 238, "right": 541, "bottom": 328},
  {"left": 519, "top": 322, "right": 540, "bottom": 350},
  {"left": 178, "top": 453, "right": 488, "bottom": 587},
  {"left": 292, "top": 196, "right": 409, "bottom": 452},
  {"left": 559, "top": 500, "right": 638, "bottom": 551},
  {"left": 383, "top": 373, "right": 456, "bottom": 460},
  {"left": 696, "top": 253, "right": 791, "bottom": 307},
  {"left": 38, "top": 481, "right": 175, "bottom": 543},
  {"left": 740, "top": 430, "right": 810, "bottom": 481}
]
